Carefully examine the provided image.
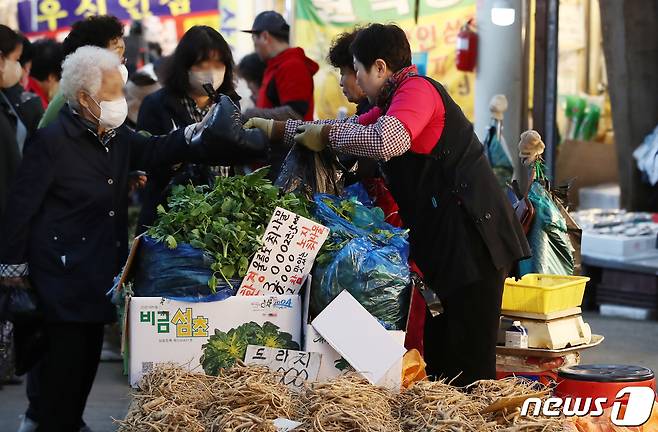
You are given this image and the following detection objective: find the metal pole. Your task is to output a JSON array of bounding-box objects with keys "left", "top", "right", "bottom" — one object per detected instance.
[
  {"left": 544, "top": 0, "right": 559, "bottom": 180},
  {"left": 532, "top": 0, "right": 559, "bottom": 180}
]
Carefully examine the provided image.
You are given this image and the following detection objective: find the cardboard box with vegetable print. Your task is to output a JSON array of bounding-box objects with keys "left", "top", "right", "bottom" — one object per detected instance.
[{"left": 128, "top": 295, "right": 301, "bottom": 386}]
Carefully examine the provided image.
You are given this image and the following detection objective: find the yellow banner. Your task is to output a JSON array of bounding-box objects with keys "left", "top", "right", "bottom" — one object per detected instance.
[{"left": 294, "top": 1, "right": 476, "bottom": 120}]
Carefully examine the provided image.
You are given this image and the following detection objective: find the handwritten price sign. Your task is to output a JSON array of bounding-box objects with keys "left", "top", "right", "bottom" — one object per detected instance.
[
  {"left": 238, "top": 207, "right": 328, "bottom": 296},
  {"left": 244, "top": 345, "right": 322, "bottom": 390}
]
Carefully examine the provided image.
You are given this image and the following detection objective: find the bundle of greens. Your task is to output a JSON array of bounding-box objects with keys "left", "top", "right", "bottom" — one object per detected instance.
[
  {"left": 147, "top": 168, "right": 310, "bottom": 290},
  {"left": 200, "top": 321, "right": 299, "bottom": 375}
]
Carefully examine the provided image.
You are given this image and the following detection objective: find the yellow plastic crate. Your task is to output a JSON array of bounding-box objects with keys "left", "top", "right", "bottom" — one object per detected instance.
[{"left": 502, "top": 274, "right": 590, "bottom": 314}]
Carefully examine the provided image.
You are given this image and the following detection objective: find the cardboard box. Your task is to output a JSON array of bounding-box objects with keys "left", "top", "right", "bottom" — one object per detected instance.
[
  {"left": 128, "top": 295, "right": 302, "bottom": 386},
  {"left": 304, "top": 324, "right": 405, "bottom": 389},
  {"left": 498, "top": 315, "right": 592, "bottom": 350},
  {"left": 301, "top": 285, "right": 405, "bottom": 390},
  {"left": 581, "top": 231, "right": 658, "bottom": 260},
  {"left": 579, "top": 184, "right": 621, "bottom": 210},
  {"left": 555, "top": 140, "right": 618, "bottom": 208}
]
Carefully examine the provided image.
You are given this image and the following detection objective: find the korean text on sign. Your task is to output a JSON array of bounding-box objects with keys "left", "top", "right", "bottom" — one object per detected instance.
[
  {"left": 244, "top": 345, "right": 321, "bottom": 390},
  {"left": 238, "top": 207, "right": 329, "bottom": 296}
]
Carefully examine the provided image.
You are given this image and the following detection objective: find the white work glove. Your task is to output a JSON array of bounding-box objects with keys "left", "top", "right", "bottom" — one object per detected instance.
[
  {"left": 243, "top": 117, "right": 274, "bottom": 139},
  {"left": 293, "top": 124, "right": 329, "bottom": 152}
]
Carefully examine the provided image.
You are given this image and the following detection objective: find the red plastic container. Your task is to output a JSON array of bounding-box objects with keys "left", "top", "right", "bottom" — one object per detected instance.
[{"left": 555, "top": 365, "right": 657, "bottom": 408}]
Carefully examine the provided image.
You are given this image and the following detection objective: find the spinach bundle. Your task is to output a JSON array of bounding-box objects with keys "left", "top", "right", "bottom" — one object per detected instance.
[{"left": 148, "top": 168, "right": 310, "bottom": 291}]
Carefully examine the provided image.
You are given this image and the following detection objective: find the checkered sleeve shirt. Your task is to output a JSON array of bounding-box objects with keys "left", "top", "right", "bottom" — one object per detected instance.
[
  {"left": 329, "top": 115, "right": 411, "bottom": 161},
  {"left": 282, "top": 116, "right": 359, "bottom": 149},
  {"left": 0, "top": 263, "right": 29, "bottom": 277}
]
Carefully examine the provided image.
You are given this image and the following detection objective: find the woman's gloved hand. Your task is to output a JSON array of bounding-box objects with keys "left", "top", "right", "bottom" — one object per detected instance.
[
  {"left": 190, "top": 95, "right": 269, "bottom": 165},
  {"left": 518, "top": 130, "right": 545, "bottom": 165},
  {"left": 243, "top": 117, "right": 274, "bottom": 138},
  {"left": 293, "top": 124, "right": 331, "bottom": 152}
]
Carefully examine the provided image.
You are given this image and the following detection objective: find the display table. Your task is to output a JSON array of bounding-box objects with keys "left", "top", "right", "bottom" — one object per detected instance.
[{"left": 582, "top": 254, "right": 658, "bottom": 318}]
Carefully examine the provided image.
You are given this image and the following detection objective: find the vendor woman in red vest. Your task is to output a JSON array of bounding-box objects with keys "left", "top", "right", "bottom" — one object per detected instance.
[{"left": 246, "top": 24, "right": 533, "bottom": 385}]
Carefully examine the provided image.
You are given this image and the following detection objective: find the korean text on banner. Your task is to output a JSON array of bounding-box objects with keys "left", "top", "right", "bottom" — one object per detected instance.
[
  {"left": 17, "top": 0, "right": 219, "bottom": 34},
  {"left": 238, "top": 207, "right": 329, "bottom": 297},
  {"left": 244, "top": 345, "right": 322, "bottom": 390},
  {"left": 294, "top": 0, "right": 476, "bottom": 120}
]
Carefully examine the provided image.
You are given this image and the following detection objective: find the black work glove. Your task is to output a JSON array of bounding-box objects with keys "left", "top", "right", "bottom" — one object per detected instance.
[{"left": 190, "top": 95, "right": 269, "bottom": 165}]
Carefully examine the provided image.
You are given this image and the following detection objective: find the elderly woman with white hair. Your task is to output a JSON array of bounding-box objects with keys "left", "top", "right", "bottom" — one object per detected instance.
[{"left": 0, "top": 46, "right": 266, "bottom": 430}]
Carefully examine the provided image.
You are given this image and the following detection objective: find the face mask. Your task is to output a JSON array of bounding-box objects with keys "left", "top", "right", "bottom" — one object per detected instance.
[
  {"left": 118, "top": 64, "right": 129, "bottom": 85},
  {"left": 1, "top": 59, "right": 22, "bottom": 89},
  {"left": 87, "top": 94, "right": 128, "bottom": 129},
  {"left": 189, "top": 67, "right": 226, "bottom": 94}
]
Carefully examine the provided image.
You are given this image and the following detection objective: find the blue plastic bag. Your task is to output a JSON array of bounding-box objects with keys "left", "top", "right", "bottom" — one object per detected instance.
[
  {"left": 344, "top": 182, "right": 373, "bottom": 207},
  {"left": 311, "top": 195, "right": 410, "bottom": 330},
  {"left": 314, "top": 194, "right": 409, "bottom": 255},
  {"left": 132, "top": 236, "right": 239, "bottom": 298}
]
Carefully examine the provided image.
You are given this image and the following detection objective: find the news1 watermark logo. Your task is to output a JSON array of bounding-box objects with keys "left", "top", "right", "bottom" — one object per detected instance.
[{"left": 521, "top": 387, "right": 656, "bottom": 427}]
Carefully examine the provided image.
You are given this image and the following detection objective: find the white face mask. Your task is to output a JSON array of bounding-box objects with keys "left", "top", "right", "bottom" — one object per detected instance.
[
  {"left": 87, "top": 94, "right": 128, "bottom": 130},
  {"left": 1, "top": 59, "right": 22, "bottom": 89},
  {"left": 118, "top": 64, "right": 129, "bottom": 85},
  {"left": 189, "top": 67, "right": 226, "bottom": 94}
]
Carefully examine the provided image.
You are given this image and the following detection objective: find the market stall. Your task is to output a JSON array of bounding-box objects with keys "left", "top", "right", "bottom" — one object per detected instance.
[{"left": 106, "top": 142, "right": 658, "bottom": 431}]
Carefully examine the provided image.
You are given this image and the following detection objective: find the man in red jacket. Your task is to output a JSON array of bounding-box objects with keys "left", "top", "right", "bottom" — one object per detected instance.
[{"left": 243, "top": 11, "right": 318, "bottom": 121}]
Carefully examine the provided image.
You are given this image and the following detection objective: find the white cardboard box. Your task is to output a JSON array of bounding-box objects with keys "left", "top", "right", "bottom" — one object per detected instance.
[
  {"left": 579, "top": 184, "right": 621, "bottom": 210},
  {"left": 128, "top": 295, "right": 302, "bottom": 386},
  {"left": 310, "top": 291, "right": 406, "bottom": 386},
  {"left": 304, "top": 324, "right": 405, "bottom": 390},
  {"left": 581, "top": 231, "right": 658, "bottom": 260}
]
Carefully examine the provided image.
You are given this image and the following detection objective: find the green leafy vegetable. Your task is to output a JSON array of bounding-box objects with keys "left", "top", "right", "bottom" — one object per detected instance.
[
  {"left": 147, "top": 168, "right": 311, "bottom": 290},
  {"left": 200, "top": 321, "right": 300, "bottom": 375}
]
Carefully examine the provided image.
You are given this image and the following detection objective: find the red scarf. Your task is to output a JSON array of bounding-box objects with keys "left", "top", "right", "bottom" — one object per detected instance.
[{"left": 375, "top": 65, "right": 418, "bottom": 112}]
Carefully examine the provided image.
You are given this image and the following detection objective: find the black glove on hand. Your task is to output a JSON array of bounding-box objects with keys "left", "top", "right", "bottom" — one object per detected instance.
[{"left": 190, "top": 95, "right": 269, "bottom": 165}]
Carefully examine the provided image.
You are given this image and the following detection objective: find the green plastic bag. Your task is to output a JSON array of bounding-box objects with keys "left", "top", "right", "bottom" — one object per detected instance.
[
  {"left": 519, "top": 181, "right": 574, "bottom": 276},
  {"left": 483, "top": 121, "right": 514, "bottom": 189}
]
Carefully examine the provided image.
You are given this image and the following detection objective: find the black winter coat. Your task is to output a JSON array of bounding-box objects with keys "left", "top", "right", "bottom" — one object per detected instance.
[
  {"left": 0, "top": 86, "right": 43, "bottom": 217},
  {"left": 0, "top": 106, "right": 209, "bottom": 323},
  {"left": 136, "top": 88, "right": 228, "bottom": 234}
]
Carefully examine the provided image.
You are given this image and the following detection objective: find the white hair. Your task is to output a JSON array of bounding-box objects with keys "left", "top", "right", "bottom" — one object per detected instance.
[{"left": 60, "top": 46, "right": 120, "bottom": 109}]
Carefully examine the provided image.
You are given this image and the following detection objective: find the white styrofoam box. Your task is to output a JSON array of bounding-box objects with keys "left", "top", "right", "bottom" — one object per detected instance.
[
  {"left": 128, "top": 295, "right": 301, "bottom": 386},
  {"left": 581, "top": 231, "right": 658, "bottom": 260},
  {"left": 578, "top": 184, "right": 621, "bottom": 210},
  {"left": 599, "top": 304, "right": 656, "bottom": 321},
  {"left": 304, "top": 324, "right": 405, "bottom": 390}
]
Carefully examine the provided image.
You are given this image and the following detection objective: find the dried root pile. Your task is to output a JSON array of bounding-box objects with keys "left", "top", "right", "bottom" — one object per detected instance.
[
  {"left": 397, "top": 378, "right": 566, "bottom": 432},
  {"left": 299, "top": 374, "right": 400, "bottom": 432},
  {"left": 118, "top": 366, "right": 569, "bottom": 432},
  {"left": 116, "top": 363, "right": 295, "bottom": 432}
]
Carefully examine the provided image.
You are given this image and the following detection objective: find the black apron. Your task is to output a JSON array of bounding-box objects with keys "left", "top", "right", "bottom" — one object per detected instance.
[{"left": 383, "top": 76, "right": 530, "bottom": 384}]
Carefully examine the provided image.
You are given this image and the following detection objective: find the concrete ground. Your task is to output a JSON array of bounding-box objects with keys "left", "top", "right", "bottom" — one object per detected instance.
[
  {"left": 0, "top": 312, "right": 657, "bottom": 432},
  {"left": 0, "top": 362, "right": 130, "bottom": 432}
]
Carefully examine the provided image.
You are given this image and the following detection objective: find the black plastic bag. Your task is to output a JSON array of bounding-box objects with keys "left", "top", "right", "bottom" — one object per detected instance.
[
  {"left": 0, "top": 283, "right": 38, "bottom": 322},
  {"left": 275, "top": 144, "right": 346, "bottom": 200}
]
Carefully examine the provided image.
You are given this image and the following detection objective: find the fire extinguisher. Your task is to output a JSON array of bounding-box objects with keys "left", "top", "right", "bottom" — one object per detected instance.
[{"left": 456, "top": 19, "right": 478, "bottom": 72}]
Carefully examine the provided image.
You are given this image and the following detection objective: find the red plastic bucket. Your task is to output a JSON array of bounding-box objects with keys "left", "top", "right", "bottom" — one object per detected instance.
[{"left": 555, "top": 365, "right": 657, "bottom": 408}]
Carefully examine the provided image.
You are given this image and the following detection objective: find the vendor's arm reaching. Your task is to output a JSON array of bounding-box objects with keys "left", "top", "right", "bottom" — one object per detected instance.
[{"left": 246, "top": 75, "right": 446, "bottom": 160}]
